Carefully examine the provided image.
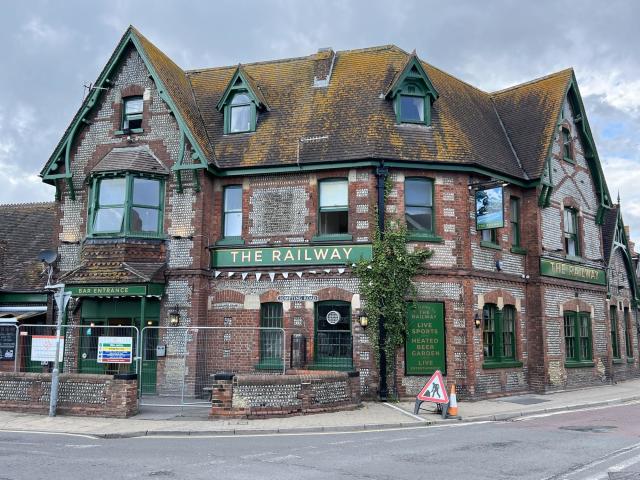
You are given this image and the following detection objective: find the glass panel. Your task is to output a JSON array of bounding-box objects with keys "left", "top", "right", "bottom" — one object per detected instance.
[
  {"left": 481, "top": 229, "right": 497, "bottom": 243},
  {"left": 502, "top": 307, "right": 515, "bottom": 359},
  {"left": 483, "top": 305, "right": 495, "bottom": 359},
  {"left": 510, "top": 198, "right": 519, "bottom": 222},
  {"left": 405, "top": 179, "right": 432, "bottom": 207},
  {"left": 130, "top": 207, "right": 159, "bottom": 233},
  {"left": 566, "top": 237, "right": 577, "bottom": 256},
  {"left": 320, "top": 181, "right": 348, "bottom": 208},
  {"left": 400, "top": 95, "right": 425, "bottom": 122},
  {"left": 625, "top": 309, "right": 632, "bottom": 356},
  {"left": 93, "top": 208, "right": 124, "bottom": 232},
  {"left": 125, "top": 97, "right": 143, "bottom": 115},
  {"left": 260, "top": 303, "right": 283, "bottom": 364},
  {"left": 564, "top": 314, "right": 575, "bottom": 360},
  {"left": 230, "top": 92, "right": 251, "bottom": 105},
  {"left": 98, "top": 178, "right": 126, "bottom": 206},
  {"left": 224, "top": 212, "right": 242, "bottom": 237},
  {"left": 406, "top": 206, "right": 432, "bottom": 232},
  {"left": 316, "top": 302, "right": 352, "bottom": 365},
  {"left": 564, "top": 209, "right": 576, "bottom": 234},
  {"left": 611, "top": 306, "right": 620, "bottom": 358},
  {"left": 224, "top": 187, "right": 242, "bottom": 212},
  {"left": 230, "top": 105, "right": 251, "bottom": 132},
  {"left": 132, "top": 178, "right": 160, "bottom": 206},
  {"left": 579, "top": 315, "right": 590, "bottom": 360},
  {"left": 319, "top": 210, "right": 348, "bottom": 235}
]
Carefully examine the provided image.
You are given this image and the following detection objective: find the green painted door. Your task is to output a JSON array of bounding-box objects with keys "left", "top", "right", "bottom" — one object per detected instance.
[
  {"left": 314, "top": 301, "right": 353, "bottom": 370},
  {"left": 78, "top": 321, "right": 106, "bottom": 374}
]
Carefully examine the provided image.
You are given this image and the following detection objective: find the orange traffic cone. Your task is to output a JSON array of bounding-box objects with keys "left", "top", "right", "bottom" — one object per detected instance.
[{"left": 447, "top": 384, "right": 458, "bottom": 417}]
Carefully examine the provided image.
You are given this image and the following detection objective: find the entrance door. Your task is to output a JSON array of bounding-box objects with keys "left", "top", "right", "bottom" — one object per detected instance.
[
  {"left": 314, "top": 301, "right": 353, "bottom": 369},
  {"left": 141, "top": 322, "right": 158, "bottom": 394}
]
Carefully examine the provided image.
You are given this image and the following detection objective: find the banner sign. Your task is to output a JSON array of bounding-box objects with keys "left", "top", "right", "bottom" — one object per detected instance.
[
  {"left": 405, "top": 302, "right": 446, "bottom": 375},
  {"left": 69, "top": 285, "right": 147, "bottom": 297},
  {"left": 212, "top": 244, "right": 372, "bottom": 268},
  {"left": 475, "top": 186, "right": 504, "bottom": 230},
  {"left": 97, "top": 336, "right": 133, "bottom": 364},
  {"left": 31, "top": 336, "right": 64, "bottom": 362},
  {"left": 0, "top": 325, "right": 16, "bottom": 361},
  {"left": 540, "top": 258, "right": 606, "bottom": 286}
]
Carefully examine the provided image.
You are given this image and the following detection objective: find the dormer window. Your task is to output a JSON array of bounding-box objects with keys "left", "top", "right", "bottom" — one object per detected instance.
[
  {"left": 399, "top": 89, "right": 426, "bottom": 123},
  {"left": 228, "top": 92, "right": 253, "bottom": 133},
  {"left": 123, "top": 96, "right": 143, "bottom": 131}
]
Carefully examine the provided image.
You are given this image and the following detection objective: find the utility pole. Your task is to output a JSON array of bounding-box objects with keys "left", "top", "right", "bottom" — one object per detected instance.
[{"left": 48, "top": 284, "right": 70, "bottom": 417}]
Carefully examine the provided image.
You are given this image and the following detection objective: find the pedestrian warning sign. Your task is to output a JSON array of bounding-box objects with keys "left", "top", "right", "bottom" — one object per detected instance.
[{"left": 416, "top": 370, "right": 449, "bottom": 404}]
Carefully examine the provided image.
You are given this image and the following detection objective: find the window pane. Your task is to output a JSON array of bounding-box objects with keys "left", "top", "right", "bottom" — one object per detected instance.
[
  {"left": 260, "top": 303, "right": 283, "bottom": 363},
  {"left": 230, "top": 105, "right": 251, "bottom": 132},
  {"left": 564, "top": 315, "right": 575, "bottom": 360},
  {"left": 130, "top": 207, "right": 159, "bottom": 233},
  {"left": 320, "top": 181, "right": 348, "bottom": 208},
  {"left": 503, "top": 307, "right": 515, "bottom": 359},
  {"left": 406, "top": 206, "right": 432, "bottom": 232},
  {"left": 611, "top": 306, "right": 620, "bottom": 358},
  {"left": 125, "top": 97, "right": 143, "bottom": 115},
  {"left": 319, "top": 210, "right": 348, "bottom": 235},
  {"left": 231, "top": 92, "right": 251, "bottom": 105},
  {"left": 566, "top": 237, "right": 577, "bottom": 256},
  {"left": 405, "top": 179, "right": 432, "bottom": 207},
  {"left": 400, "top": 96, "right": 424, "bottom": 122},
  {"left": 564, "top": 210, "right": 576, "bottom": 234},
  {"left": 481, "top": 229, "right": 497, "bottom": 243},
  {"left": 224, "top": 187, "right": 242, "bottom": 212},
  {"left": 98, "top": 178, "right": 126, "bottom": 206},
  {"left": 94, "top": 208, "right": 124, "bottom": 232},
  {"left": 224, "top": 212, "right": 242, "bottom": 237},
  {"left": 132, "top": 178, "right": 160, "bottom": 206},
  {"left": 510, "top": 198, "right": 519, "bottom": 222},
  {"left": 483, "top": 306, "right": 495, "bottom": 359}
]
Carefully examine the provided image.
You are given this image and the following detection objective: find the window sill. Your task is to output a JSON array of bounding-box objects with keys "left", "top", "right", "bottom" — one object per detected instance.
[
  {"left": 482, "top": 360, "right": 523, "bottom": 369},
  {"left": 563, "top": 156, "right": 575, "bottom": 164},
  {"left": 215, "top": 237, "right": 245, "bottom": 247},
  {"left": 114, "top": 128, "right": 144, "bottom": 135},
  {"left": 480, "top": 241, "right": 501, "bottom": 250},
  {"left": 613, "top": 358, "right": 623, "bottom": 364},
  {"left": 87, "top": 232, "right": 165, "bottom": 240},
  {"left": 255, "top": 360, "right": 284, "bottom": 371},
  {"left": 510, "top": 246, "right": 527, "bottom": 255},
  {"left": 311, "top": 234, "right": 353, "bottom": 243},
  {"left": 307, "top": 360, "right": 354, "bottom": 371},
  {"left": 627, "top": 358, "right": 635, "bottom": 364},
  {"left": 564, "top": 361, "right": 595, "bottom": 368},
  {"left": 565, "top": 255, "right": 583, "bottom": 262},
  {"left": 407, "top": 232, "right": 443, "bottom": 243}
]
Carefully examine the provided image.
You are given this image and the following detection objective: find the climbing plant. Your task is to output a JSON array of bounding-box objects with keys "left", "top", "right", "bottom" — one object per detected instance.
[{"left": 354, "top": 194, "right": 433, "bottom": 364}]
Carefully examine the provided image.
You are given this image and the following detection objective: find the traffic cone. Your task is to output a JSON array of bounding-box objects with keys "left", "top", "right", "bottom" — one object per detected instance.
[{"left": 447, "top": 384, "right": 458, "bottom": 417}]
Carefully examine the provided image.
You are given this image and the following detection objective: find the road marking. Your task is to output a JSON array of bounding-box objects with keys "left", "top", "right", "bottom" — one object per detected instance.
[
  {"left": 512, "top": 400, "right": 640, "bottom": 422},
  {"left": 0, "top": 429, "right": 99, "bottom": 440},
  {"left": 381, "top": 402, "right": 429, "bottom": 422},
  {"left": 579, "top": 452, "right": 640, "bottom": 480},
  {"left": 264, "top": 454, "right": 302, "bottom": 462}
]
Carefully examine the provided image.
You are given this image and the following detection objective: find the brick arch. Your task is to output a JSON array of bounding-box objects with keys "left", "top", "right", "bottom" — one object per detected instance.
[
  {"left": 561, "top": 298, "right": 592, "bottom": 313},
  {"left": 481, "top": 289, "right": 517, "bottom": 308},
  {"left": 315, "top": 287, "right": 353, "bottom": 303},
  {"left": 563, "top": 196, "right": 581, "bottom": 211},
  {"left": 259, "top": 290, "right": 281, "bottom": 303},
  {"left": 121, "top": 85, "right": 145, "bottom": 98},
  {"left": 211, "top": 289, "right": 245, "bottom": 305}
]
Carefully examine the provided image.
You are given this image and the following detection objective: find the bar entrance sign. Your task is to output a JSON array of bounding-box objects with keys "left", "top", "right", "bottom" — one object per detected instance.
[{"left": 97, "top": 336, "right": 133, "bottom": 364}]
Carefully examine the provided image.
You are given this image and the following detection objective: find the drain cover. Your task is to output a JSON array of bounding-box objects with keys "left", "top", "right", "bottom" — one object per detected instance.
[{"left": 559, "top": 425, "right": 617, "bottom": 433}]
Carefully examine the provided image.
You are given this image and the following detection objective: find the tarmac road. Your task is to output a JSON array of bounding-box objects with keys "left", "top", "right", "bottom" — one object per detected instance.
[{"left": 3, "top": 402, "right": 640, "bottom": 479}]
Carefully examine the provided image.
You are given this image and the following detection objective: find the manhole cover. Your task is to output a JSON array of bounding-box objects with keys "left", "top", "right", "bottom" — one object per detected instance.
[
  {"left": 559, "top": 425, "right": 617, "bottom": 433},
  {"left": 498, "top": 396, "right": 550, "bottom": 405}
]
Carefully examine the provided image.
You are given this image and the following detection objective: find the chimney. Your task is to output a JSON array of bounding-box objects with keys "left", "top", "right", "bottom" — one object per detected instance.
[
  {"left": 313, "top": 47, "right": 335, "bottom": 88},
  {"left": 625, "top": 226, "right": 635, "bottom": 253}
]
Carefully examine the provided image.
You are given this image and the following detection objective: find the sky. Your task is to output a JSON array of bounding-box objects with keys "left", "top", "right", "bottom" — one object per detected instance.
[{"left": 0, "top": 0, "right": 639, "bottom": 244}]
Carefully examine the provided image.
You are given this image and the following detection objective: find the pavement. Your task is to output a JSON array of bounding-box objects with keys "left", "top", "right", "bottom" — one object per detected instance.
[{"left": 1, "top": 378, "right": 639, "bottom": 438}]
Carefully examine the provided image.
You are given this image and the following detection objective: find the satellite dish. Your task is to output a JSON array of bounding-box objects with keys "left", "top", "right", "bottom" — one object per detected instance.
[{"left": 37, "top": 250, "right": 58, "bottom": 265}]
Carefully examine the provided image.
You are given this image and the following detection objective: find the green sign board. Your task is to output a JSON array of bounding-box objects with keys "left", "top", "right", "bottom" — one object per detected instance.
[
  {"left": 69, "top": 285, "right": 148, "bottom": 297},
  {"left": 212, "top": 244, "right": 372, "bottom": 268},
  {"left": 405, "top": 302, "right": 446, "bottom": 375},
  {"left": 540, "top": 258, "right": 606, "bottom": 286}
]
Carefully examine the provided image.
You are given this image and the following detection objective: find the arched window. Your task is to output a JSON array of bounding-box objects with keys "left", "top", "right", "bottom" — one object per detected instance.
[{"left": 227, "top": 92, "right": 254, "bottom": 133}]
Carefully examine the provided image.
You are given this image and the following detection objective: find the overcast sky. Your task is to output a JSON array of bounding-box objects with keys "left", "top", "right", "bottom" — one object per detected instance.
[{"left": 1, "top": 0, "right": 639, "bottom": 244}]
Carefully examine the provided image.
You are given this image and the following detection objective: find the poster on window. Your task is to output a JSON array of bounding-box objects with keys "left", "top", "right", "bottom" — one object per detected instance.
[
  {"left": 0, "top": 325, "right": 16, "bottom": 361},
  {"left": 475, "top": 186, "right": 504, "bottom": 230}
]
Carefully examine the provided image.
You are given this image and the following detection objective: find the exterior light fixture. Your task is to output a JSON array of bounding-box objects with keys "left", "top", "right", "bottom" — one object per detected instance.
[
  {"left": 474, "top": 312, "right": 481, "bottom": 329},
  {"left": 359, "top": 312, "right": 369, "bottom": 328},
  {"left": 169, "top": 305, "right": 180, "bottom": 326}
]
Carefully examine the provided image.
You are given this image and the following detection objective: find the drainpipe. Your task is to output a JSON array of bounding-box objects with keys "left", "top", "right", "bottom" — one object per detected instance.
[{"left": 376, "top": 163, "right": 389, "bottom": 401}]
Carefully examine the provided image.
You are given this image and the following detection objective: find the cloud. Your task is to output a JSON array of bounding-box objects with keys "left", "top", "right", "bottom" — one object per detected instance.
[{"left": 21, "top": 17, "right": 70, "bottom": 46}]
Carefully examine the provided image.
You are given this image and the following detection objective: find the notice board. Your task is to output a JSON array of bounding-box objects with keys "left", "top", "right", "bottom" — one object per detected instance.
[{"left": 405, "top": 302, "right": 446, "bottom": 375}]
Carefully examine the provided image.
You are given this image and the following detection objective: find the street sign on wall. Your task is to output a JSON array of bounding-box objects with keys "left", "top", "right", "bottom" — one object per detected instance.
[{"left": 405, "top": 302, "right": 446, "bottom": 375}]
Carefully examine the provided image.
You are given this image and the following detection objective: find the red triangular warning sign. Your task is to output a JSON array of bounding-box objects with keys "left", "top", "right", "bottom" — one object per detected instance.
[{"left": 416, "top": 370, "right": 449, "bottom": 404}]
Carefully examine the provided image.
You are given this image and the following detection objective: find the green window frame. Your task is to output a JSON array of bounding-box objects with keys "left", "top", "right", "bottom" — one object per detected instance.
[
  {"left": 122, "top": 96, "right": 143, "bottom": 131},
  {"left": 610, "top": 305, "right": 620, "bottom": 359},
  {"left": 222, "top": 185, "right": 243, "bottom": 240},
  {"left": 404, "top": 177, "right": 434, "bottom": 235},
  {"left": 624, "top": 307, "right": 633, "bottom": 358},
  {"left": 482, "top": 304, "right": 519, "bottom": 367},
  {"left": 510, "top": 197, "right": 520, "bottom": 247},
  {"left": 257, "top": 303, "right": 283, "bottom": 370},
  {"left": 317, "top": 178, "right": 350, "bottom": 238},
  {"left": 563, "top": 208, "right": 580, "bottom": 257},
  {"left": 564, "top": 311, "right": 592, "bottom": 364},
  {"left": 224, "top": 91, "right": 256, "bottom": 134},
  {"left": 395, "top": 82, "right": 431, "bottom": 125},
  {"left": 480, "top": 228, "right": 500, "bottom": 249},
  {"left": 562, "top": 127, "right": 573, "bottom": 162},
  {"left": 89, "top": 174, "right": 164, "bottom": 238}
]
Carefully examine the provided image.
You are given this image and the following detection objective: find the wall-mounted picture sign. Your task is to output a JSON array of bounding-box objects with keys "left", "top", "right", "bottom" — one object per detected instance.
[{"left": 475, "top": 186, "right": 504, "bottom": 230}]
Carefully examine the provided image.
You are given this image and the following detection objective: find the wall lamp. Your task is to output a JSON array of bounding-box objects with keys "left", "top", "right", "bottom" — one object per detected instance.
[
  {"left": 359, "top": 312, "right": 369, "bottom": 328},
  {"left": 169, "top": 305, "right": 181, "bottom": 326},
  {"left": 474, "top": 312, "right": 481, "bottom": 329}
]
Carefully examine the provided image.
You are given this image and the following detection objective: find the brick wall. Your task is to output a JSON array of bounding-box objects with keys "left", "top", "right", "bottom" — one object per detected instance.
[{"left": 0, "top": 372, "right": 138, "bottom": 417}]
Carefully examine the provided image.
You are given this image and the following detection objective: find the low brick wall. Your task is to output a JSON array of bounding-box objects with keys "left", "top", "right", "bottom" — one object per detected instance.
[
  {"left": 0, "top": 372, "right": 138, "bottom": 418},
  {"left": 210, "top": 370, "right": 361, "bottom": 418}
]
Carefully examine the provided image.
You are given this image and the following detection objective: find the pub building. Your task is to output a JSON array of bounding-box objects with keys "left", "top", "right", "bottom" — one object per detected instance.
[{"left": 30, "top": 25, "right": 639, "bottom": 400}]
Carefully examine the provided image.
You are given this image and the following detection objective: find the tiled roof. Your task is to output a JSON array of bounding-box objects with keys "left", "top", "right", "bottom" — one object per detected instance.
[
  {"left": 93, "top": 145, "right": 170, "bottom": 175},
  {"left": 59, "top": 261, "right": 165, "bottom": 285},
  {"left": 602, "top": 205, "right": 620, "bottom": 265},
  {"left": 0, "top": 202, "right": 56, "bottom": 291}
]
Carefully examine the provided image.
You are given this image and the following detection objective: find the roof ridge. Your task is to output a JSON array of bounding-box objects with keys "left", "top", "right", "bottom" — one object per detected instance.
[
  {"left": 491, "top": 68, "right": 574, "bottom": 95},
  {"left": 185, "top": 44, "right": 404, "bottom": 75},
  {"left": 421, "top": 61, "right": 489, "bottom": 95},
  {"left": 490, "top": 97, "right": 528, "bottom": 180},
  {"left": 0, "top": 201, "right": 55, "bottom": 208}
]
